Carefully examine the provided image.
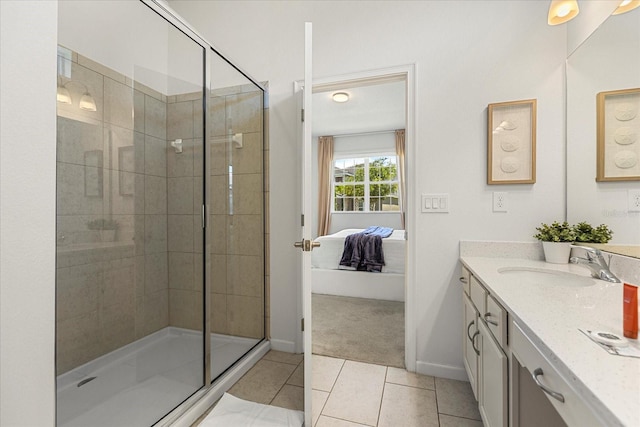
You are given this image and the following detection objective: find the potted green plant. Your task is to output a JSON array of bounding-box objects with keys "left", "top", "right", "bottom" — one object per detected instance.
[
  {"left": 533, "top": 221, "right": 576, "bottom": 263},
  {"left": 573, "top": 222, "right": 613, "bottom": 244},
  {"left": 86, "top": 218, "right": 119, "bottom": 242}
]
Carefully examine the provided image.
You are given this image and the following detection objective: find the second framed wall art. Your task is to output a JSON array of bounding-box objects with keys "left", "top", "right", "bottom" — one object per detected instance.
[{"left": 487, "top": 99, "right": 537, "bottom": 184}]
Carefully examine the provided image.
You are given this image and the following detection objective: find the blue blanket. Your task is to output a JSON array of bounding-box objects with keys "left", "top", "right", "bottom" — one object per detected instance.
[{"left": 362, "top": 226, "right": 394, "bottom": 238}]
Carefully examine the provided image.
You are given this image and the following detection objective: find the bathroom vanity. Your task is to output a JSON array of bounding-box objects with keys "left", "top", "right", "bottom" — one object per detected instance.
[{"left": 460, "top": 253, "right": 639, "bottom": 427}]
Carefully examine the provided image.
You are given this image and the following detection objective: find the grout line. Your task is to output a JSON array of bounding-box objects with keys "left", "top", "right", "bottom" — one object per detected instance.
[{"left": 374, "top": 367, "right": 389, "bottom": 427}]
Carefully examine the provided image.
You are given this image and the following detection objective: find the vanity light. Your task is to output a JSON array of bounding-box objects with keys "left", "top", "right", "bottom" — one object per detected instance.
[
  {"left": 57, "top": 80, "right": 97, "bottom": 112},
  {"left": 547, "top": 0, "right": 579, "bottom": 25},
  {"left": 79, "top": 92, "right": 97, "bottom": 112},
  {"left": 332, "top": 92, "right": 350, "bottom": 103},
  {"left": 56, "top": 85, "right": 72, "bottom": 104},
  {"left": 613, "top": 0, "right": 640, "bottom": 15}
]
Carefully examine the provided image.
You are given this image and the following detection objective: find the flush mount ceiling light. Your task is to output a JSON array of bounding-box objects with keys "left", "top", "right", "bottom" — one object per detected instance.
[
  {"left": 548, "top": 0, "right": 579, "bottom": 25},
  {"left": 332, "top": 92, "right": 350, "bottom": 103},
  {"left": 613, "top": 0, "right": 640, "bottom": 15}
]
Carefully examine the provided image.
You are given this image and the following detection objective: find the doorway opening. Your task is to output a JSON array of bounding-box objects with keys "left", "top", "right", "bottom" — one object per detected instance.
[{"left": 309, "top": 72, "right": 409, "bottom": 368}]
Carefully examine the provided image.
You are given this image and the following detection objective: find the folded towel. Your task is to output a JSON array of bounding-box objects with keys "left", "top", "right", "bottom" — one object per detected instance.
[{"left": 362, "top": 226, "right": 393, "bottom": 238}]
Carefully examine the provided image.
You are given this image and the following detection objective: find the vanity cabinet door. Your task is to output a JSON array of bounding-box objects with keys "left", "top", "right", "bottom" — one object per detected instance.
[
  {"left": 463, "top": 293, "right": 479, "bottom": 400},
  {"left": 478, "top": 319, "right": 508, "bottom": 427}
]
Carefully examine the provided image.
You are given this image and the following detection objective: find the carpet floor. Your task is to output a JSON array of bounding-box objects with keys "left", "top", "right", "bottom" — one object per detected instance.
[{"left": 312, "top": 294, "right": 405, "bottom": 368}]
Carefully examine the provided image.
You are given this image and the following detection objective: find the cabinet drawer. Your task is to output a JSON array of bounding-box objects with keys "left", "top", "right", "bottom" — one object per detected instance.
[
  {"left": 485, "top": 294, "right": 507, "bottom": 350},
  {"left": 460, "top": 266, "right": 471, "bottom": 295},
  {"left": 510, "top": 321, "right": 601, "bottom": 426},
  {"left": 470, "top": 275, "right": 487, "bottom": 315}
]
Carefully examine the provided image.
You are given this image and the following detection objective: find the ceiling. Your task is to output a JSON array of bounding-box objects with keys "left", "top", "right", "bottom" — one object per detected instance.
[{"left": 311, "top": 79, "right": 406, "bottom": 137}]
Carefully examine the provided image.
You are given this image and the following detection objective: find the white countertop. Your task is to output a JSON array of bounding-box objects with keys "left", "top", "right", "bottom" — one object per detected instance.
[{"left": 460, "top": 256, "right": 640, "bottom": 427}]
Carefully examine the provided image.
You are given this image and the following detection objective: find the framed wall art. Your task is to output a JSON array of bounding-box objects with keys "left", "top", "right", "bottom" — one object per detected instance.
[
  {"left": 487, "top": 99, "right": 537, "bottom": 184},
  {"left": 596, "top": 88, "right": 640, "bottom": 182}
]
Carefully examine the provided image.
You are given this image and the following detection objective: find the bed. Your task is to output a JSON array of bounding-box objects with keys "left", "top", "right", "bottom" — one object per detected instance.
[{"left": 311, "top": 228, "right": 405, "bottom": 301}]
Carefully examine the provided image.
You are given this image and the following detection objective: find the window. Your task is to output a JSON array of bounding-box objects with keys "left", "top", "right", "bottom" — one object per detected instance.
[{"left": 333, "top": 155, "right": 399, "bottom": 212}]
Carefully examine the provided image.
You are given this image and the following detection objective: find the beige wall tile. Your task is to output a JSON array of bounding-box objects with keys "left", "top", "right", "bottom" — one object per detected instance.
[
  {"left": 168, "top": 177, "right": 194, "bottom": 215},
  {"left": 144, "top": 252, "right": 168, "bottom": 294},
  {"left": 56, "top": 311, "right": 100, "bottom": 375},
  {"left": 209, "top": 138, "right": 227, "bottom": 176},
  {"left": 57, "top": 162, "right": 104, "bottom": 216},
  {"left": 227, "top": 294, "right": 263, "bottom": 338},
  {"left": 144, "top": 175, "right": 167, "bottom": 214},
  {"left": 227, "top": 255, "right": 263, "bottom": 297},
  {"left": 209, "top": 96, "right": 226, "bottom": 137},
  {"left": 133, "top": 89, "right": 145, "bottom": 134},
  {"left": 232, "top": 173, "right": 263, "bottom": 215},
  {"left": 99, "top": 298, "right": 136, "bottom": 355},
  {"left": 169, "top": 289, "right": 202, "bottom": 330},
  {"left": 227, "top": 215, "right": 263, "bottom": 256},
  {"left": 167, "top": 100, "right": 194, "bottom": 140},
  {"left": 56, "top": 263, "right": 101, "bottom": 321},
  {"left": 230, "top": 132, "right": 262, "bottom": 175},
  {"left": 193, "top": 214, "right": 204, "bottom": 254},
  {"left": 133, "top": 215, "right": 145, "bottom": 255},
  {"left": 144, "top": 135, "right": 167, "bottom": 177},
  {"left": 193, "top": 99, "right": 203, "bottom": 138},
  {"left": 56, "top": 116, "right": 103, "bottom": 166},
  {"left": 143, "top": 289, "right": 169, "bottom": 335},
  {"left": 144, "top": 214, "right": 167, "bottom": 254},
  {"left": 226, "top": 92, "right": 262, "bottom": 134},
  {"left": 210, "top": 175, "right": 228, "bottom": 214},
  {"left": 104, "top": 77, "right": 134, "bottom": 130},
  {"left": 167, "top": 138, "right": 195, "bottom": 178},
  {"left": 211, "top": 292, "right": 228, "bottom": 334},
  {"left": 169, "top": 252, "right": 195, "bottom": 290},
  {"left": 144, "top": 95, "right": 166, "bottom": 139},
  {"left": 210, "top": 214, "right": 227, "bottom": 255},
  {"left": 101, "top": 257, "right": 135, "bottom": 307},
  {"left": 168, "top": 214, "right": 194, "bottom": 252},
  {"left": 211, "top": 254, "right": 227, "bottom": 294},
  {"left": 378, "top": 383, "right": 439, "bottom": 427}
]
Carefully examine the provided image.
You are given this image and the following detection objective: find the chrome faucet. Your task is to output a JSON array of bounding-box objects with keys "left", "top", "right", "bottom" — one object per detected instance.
[{"left": 569, "top": 245, "right": 620, "bottom": 283}]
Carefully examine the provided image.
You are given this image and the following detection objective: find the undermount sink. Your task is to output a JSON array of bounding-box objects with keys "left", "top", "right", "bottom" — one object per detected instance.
[{"left": 497, "top": 267, "right": 596, "bottom": 287}]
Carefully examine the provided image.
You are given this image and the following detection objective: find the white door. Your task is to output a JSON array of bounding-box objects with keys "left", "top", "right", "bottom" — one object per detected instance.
[{"left": 293, "top": 22, "right": 314, "bottom": 427}]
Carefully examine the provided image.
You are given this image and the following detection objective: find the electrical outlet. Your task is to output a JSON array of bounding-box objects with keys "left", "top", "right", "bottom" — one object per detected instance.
[
  {"left": 629, "top": 189, "right": 640, "bottom": 212},
  {"left": 493, "top": 192, "right": 508, "bottom": 212}
]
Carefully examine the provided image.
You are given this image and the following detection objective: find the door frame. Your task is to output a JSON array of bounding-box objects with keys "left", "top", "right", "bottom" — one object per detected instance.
[{"left": 300, "top": 63, "right": 417, "bottom": 372}]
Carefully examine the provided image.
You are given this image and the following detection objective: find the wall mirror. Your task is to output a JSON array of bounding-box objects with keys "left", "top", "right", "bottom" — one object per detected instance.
[{"left": 566, "top": 7, "right": 640, "bottom": 258}]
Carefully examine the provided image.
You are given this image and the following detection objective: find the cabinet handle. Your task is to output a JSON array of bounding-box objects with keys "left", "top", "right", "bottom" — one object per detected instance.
[
  {"left": 466, "top": 320, "right": 476, "bottom": 341},
  {"left": 471, "top": 330, "right": 480, "bottom": 356},
  {"left": 459, "top": 276, "right": 468, "bottom": 284},
  {"left": 532, "top": 368, "right": 565, "bottom": 403},
  {"left": 484, "top": 312, "right": 499, "bottom": 326}
]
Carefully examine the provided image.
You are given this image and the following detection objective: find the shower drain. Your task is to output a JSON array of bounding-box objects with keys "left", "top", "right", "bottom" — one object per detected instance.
[{"left": 77, "top": 376, "right": 97, "bottom": 387}]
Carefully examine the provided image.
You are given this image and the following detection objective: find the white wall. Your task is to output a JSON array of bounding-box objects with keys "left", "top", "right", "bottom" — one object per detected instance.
[
  {"left": 566, "top": 0, "right": 619, "bottom": 55},
  {"left": 0, "top": 1, "right": 57, "bottom": 425},
  {"left": 170, "top": 0, "right": 568, "bottom": 376}
]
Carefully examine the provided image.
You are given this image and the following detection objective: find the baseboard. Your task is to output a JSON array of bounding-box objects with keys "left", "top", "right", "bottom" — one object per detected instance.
[
  {"left": 416, "top": 360, "right": 469, "bottom": 382},
  {"left": 269, "top": 339, "right": 297, "bottom": 353}
]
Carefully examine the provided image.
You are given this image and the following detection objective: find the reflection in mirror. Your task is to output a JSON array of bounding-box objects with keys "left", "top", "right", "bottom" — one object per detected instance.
[{"left": 566, "top": 7, "right": 640, "bottom": 258}]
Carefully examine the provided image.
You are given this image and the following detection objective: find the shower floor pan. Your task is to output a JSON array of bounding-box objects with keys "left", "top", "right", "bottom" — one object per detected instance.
[{"left": 57, "top": 327, "right": 260, "bottom": 427}]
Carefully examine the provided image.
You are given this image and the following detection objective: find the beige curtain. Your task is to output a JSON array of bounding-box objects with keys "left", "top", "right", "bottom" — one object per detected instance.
[
  {"left": 317, "top": 136, "right": 334, "bottom": 236},
  {"left": 395, "top": 129, "right": 406, "bottom": 229}
]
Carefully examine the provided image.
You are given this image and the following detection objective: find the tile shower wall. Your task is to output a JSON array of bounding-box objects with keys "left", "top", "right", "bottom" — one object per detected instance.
[
  {"left": 56, "top": 48, "right": 266, "bottom": 375},
  {"left": 56, "top": 47, "right": 171, "bottom": 374},
  {"left": 208, "top": 85, "right": 265, "bottom": 340}
]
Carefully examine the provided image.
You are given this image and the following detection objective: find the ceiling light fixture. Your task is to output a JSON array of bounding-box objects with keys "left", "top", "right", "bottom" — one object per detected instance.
[
  {"left": 332, "top": 92, "right": 350, "bottom": 103},
  {"left": 548, "top": 0, "right": 579, "bottom": 25},
  {"left": 57, "top": 79, "right": 97, "bottom": 112},
  {"left": 613, "top": 0, "right": 640, "bottom": 15}
]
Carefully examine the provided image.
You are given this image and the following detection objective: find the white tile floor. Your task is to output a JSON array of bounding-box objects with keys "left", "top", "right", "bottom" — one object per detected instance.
[
  {"left": 203, "top": 350, "right": 483, "bottom": 427},
  {"left": 312, "top": 355, "right": 483, "bottom": 427}
]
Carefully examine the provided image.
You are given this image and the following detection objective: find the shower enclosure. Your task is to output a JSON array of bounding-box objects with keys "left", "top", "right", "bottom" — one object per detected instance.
[{"left": 55, "top": 1, "right": 266, "bottom": 425}]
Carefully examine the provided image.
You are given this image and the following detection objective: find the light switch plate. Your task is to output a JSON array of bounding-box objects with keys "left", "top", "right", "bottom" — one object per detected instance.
[{"left": 422, "top": 193, "right": 449, "bottom": 213}]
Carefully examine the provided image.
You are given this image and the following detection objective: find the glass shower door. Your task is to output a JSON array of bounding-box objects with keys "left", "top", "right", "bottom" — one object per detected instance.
[
  {"left": 208, "top": 50, "right": 266, "bottom": 381},
  {"left": 56, "top": 1, "right": 205, "bottom": 425}
]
